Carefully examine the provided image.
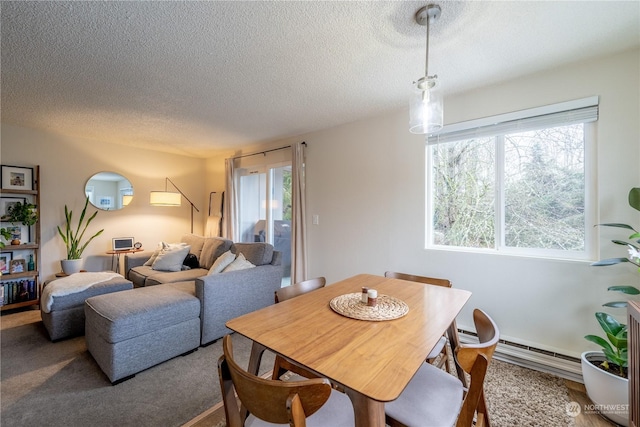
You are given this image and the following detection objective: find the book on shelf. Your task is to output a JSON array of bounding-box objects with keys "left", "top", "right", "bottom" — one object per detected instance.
[{"left": 1, "top": 279, "right": 37, "bottom": 305}]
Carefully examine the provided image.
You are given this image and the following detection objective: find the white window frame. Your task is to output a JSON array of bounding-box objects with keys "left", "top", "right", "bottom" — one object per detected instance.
[{"left": 425, "top": 97, "right": 598, "bottom": 261}]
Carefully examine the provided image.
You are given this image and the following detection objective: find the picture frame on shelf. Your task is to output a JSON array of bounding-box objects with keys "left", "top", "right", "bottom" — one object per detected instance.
[
  {"left": 9, "top": 259, "right": 26, "bottom": 274},
  {"left": 1, "top": 223, "right": 30, "bottom": 244},
  {"left": 0, "top": 252, "right": 12, "bottom": 274},
  {"left": 0, "top": 196, "right": 27, "bottom": 221},
  {"left": 1, "top": 165, "right": 34, "bottom": 191}
]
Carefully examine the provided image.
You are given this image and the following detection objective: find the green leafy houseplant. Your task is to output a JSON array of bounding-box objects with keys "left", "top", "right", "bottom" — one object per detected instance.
[
  {"left": 2, "top": 201, "right": 38, "bottom": 244},
  {"left": 586, "top": 187, "right": 640, "bottom": 376},
  {"left": 0, "top": 228, "right": 11, "bottom": 249},
  {"left": 57, "top": 197, "right": 104, "bottom": 260},
  {"left": 5, "top": 201, "right": 38, "bottom": 227}
]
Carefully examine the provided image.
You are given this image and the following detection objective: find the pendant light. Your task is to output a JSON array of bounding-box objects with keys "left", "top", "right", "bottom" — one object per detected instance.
[{"left": 409, "top": 4, "right": 443, "bottom": 134}]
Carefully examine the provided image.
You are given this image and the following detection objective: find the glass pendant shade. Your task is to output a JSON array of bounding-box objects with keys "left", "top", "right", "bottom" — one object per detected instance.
[
  {"left": 149, "top": 191, "right": 181, "bottom": 206},
  {"left": 409, "top": 76, "right": 443, "bottom": 134}
]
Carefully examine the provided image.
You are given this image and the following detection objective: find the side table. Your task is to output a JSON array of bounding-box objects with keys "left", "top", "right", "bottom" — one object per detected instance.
[{"left": 106, "top": 248, "right": 144, "bottom": 274}]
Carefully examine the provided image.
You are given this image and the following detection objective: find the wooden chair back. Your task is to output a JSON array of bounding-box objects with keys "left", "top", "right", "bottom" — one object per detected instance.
[
  {"left": 273, "top": 277, "right": 327, "bottom": 381},
  {"left": 384, "top": 271, "right": 452, "bottom": 288},
  {"left": 384, "top": 271, "right": 458, "bottom": 375},
  {"left": 275, "top": 277, "right": 326, "bottom": 303},
  {"left": 218, "top": 335, "right": 333, "bottom": 427},
  {"left": 454, "top": 309, "right": 500, "bottom": 427}
]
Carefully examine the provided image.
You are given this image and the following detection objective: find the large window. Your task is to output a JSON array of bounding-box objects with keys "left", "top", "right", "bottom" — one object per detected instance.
[{"left": 426, "top": 97, "right": 597, "bottom": 259}]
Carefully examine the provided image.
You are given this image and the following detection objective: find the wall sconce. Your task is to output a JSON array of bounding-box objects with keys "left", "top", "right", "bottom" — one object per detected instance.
[
  {"left": 122, "top": 195, "right": 133, "bottom": 206},
  {"left": 150, "top": 177, "right": 200, "bottom": 233}
]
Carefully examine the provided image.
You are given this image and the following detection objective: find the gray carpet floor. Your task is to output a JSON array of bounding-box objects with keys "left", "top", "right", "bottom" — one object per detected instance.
[{"left": 1, "top": 309, "right": 574, "bottom": 426}]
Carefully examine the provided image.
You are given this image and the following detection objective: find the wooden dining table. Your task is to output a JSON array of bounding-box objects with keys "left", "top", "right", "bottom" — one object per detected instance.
[{"left": 226, "top": 273, "right": 472, "bottom": 427}]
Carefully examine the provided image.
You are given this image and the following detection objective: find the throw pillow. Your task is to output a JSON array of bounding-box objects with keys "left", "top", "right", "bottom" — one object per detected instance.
[
  {"left": 208, "top": 250, "right": 236, "bottom": 275},
  {"left": 143, "top": 242, "right": 166, "bottom": 266},
  {"left": 183, "top": 253, "right": 199, "bottom": 269},
  {"left": 222, "top": 252, "right": 255, "bottom": 273},
  {"left": 151, "top": 244, "right": 191, "bottom": 272}
]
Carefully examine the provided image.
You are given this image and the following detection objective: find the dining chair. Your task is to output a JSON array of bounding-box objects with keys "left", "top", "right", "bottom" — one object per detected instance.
[
  {"left": 218, "top": 335, "right": 354, "bottom": 427},
  {"left": 384, "top": 308, "right": 500, "bottom": 427},
  {"left": 274, "top": 276, "right": 326, "bottom": 303},
  {"left": 273, "top": 277, "right": 327, "bottom": 381},
  {"left": 384, "top": 271, "right": 457, "bottom": 373}
]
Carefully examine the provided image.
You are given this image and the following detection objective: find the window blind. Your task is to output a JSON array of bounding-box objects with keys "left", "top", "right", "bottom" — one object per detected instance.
[{"left": 427, "top": 96, "right": 599, "bottom": 145}]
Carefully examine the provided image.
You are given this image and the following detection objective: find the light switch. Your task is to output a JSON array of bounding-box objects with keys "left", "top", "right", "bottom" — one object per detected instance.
[{"left": 312, "top": 214, "right": 319, "bottom": 225}]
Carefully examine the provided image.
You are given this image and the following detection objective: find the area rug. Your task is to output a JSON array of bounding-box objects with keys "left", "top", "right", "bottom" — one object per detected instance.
[
  {"left": 0, "top": 309, "right": 274, "bottom": 427},
  {"left": 2, "top": 309, "right": 574, "bottom": 427}
]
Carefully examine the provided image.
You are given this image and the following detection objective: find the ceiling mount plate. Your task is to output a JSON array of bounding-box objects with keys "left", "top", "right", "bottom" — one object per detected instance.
[{"left": 416, "top": 4, "right": 441, "bottom": 26}]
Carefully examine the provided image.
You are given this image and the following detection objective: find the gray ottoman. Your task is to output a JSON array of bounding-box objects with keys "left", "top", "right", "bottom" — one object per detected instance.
[
  {"left": 41, "top": 274, "right": 133, "bottom": 341},
  {"left": 84, "top": 281, "right": 201, "bottom": 384}
]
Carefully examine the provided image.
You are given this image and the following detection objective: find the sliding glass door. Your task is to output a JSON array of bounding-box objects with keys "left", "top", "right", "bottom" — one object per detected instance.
[{"left": 237, "top": 162, "right": 292, "bottom": 286}]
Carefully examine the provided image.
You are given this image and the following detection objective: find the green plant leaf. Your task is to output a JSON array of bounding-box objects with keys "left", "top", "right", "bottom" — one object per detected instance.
[
  {"left": 595, "top": 312, "right": 625, "bottom": 336},
  {"left": 629, "top": 187, "right": 640, "bottom": 212},
  {"left": 596, "top": 223, "right": 635, "bottom": 230},
  {"left": 603, "top": 301, "right": 629, "bottom": 308},
  {"left": 591, "top": 258, "right": 629, "bottom": 266},
  {"left": 585, "top": 334, "right": 614, "bottom": 353},
  {"left": 608, "top": 285, "right": 640, "bottom": 295},
  {"left": 606, "top": 327, "right": 628, "bottom": 349}
]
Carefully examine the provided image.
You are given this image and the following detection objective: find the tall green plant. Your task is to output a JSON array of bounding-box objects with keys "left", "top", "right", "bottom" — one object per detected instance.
[
  {"left": 586, "top": 187, "right": 640, "bottom": 375},
  {"left": 57, "top": 197, "right": 104, "bottom": 260}
]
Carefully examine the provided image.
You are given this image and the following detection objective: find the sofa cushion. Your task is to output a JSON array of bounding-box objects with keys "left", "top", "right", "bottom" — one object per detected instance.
[
  {"left": 143, "top": 243, "right": 163, "bottom": 266},
  {"left": 144, "top": 268, "right": 208, "bottom": 286},
  {"left": 208, "top": 250, "right": 236, "bottom": 274},
  {"left": 222, "top": 253, "right": 255, "bottom": 272},
  {"left": 85, "top": 285, "right": 200, "bottom": 343},
  {"left": 231, "top": 242, "right": 273, "bottom": 266},
  {"left": 200, "top": 237, "right": 233, "bottom": 269},
  {"left": 152, "top": 244, "right": 190, "bottom": 272},
  {"left": 180, "top": 234, "right": 206, "bottom": 260},
  {"left": 128, "top": 266, "right": 155, "bottom": 287}
]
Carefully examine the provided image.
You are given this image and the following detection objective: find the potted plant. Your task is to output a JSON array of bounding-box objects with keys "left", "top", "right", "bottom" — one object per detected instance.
[
  {"left": 582, "top": 187, "right": 640, "bottom": 426},
  {"left": 4, "top": 201, "right": 38, "bottom": 244},
  {"left": 57, "top": 197, "right": 104, "bottom": 275}
]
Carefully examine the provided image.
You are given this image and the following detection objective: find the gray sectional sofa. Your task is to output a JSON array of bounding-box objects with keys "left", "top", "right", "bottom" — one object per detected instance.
[
  {"left": 84, "top": 234, "right": 283, "bottom": 383},
  {"left": 123, "top": 234, "right": 284, "bottom": 345}
]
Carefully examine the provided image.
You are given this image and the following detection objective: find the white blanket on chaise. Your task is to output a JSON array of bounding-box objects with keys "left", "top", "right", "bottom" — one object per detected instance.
[{"left": 41, "top": 272, "right": 121, "bottom": 313}]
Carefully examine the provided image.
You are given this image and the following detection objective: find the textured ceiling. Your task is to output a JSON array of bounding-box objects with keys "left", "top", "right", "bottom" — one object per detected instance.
[{"left": 1, "top": 1, "right": 639, "bottom": 158}]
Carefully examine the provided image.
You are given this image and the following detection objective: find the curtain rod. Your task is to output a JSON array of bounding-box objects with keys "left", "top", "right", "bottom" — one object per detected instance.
[{"left": 230, "top": 141, "right": 306, "bottom": 160}]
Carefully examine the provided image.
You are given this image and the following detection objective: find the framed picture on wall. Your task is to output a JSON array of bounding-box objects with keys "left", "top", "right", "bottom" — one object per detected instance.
[
  {"left": 1, "top": 165, "right": 33, "bottom": 191},
  {"left": 0, "top": 252, "right": 12, "bottom": 274},
  {"left": 0, "top": 197, "right": 27, "bottom": 221},
  {"left": 99, "top": 196, "right": 113, "bottom": 209}
]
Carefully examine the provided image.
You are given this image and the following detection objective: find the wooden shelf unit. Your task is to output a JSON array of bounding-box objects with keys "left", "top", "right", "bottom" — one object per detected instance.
[{"left": 1, "top": 165, "right": 40, "bottom": 311}]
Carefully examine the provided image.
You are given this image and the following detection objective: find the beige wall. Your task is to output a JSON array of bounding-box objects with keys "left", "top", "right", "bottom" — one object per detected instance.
[
  {"left": 1, "top": 126, "right": 207, "bottom": 278},
  {"left": 208, "top": 48, "right": 640, "bottom": 357},
  {"left": 2, "top": 48, "right": 638, "bottom": 358}
]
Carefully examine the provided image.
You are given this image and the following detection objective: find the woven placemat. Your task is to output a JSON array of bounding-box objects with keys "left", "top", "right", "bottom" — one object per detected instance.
[{"left": 329, "top": 293, "right": 409, "bottom": 321}]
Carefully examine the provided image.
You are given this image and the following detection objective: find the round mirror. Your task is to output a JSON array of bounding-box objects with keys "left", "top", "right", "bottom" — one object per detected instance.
[{"left": 85, "top": 172, "right": 133, "bottom": 211}]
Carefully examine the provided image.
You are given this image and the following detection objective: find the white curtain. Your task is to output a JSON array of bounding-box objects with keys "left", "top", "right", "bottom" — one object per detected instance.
[
  {"left": 291, "top": 141, "right": 307, "bottom": 282},
  {"left": 223, "top": 158, "right": 236, "bottom": 240}
]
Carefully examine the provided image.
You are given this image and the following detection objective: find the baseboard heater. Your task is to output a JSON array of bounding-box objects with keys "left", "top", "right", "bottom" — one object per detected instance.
[{"left": 458, "top": 329, "right": 584, "bottom": 383}]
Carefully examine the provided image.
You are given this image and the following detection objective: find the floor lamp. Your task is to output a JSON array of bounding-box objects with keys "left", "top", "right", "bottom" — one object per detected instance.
[{"left": 150, "top": 177, "right": 200, "bottom": 233}]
